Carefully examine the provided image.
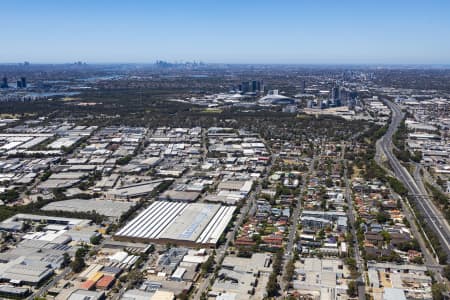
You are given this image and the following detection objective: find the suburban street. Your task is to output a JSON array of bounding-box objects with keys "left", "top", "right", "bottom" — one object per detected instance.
[
  {"left": 280, "top": 143, "right": 322, "bottom": 293},
  {"left": 342, "top": 143, "right": 366, "bottom": 300},
  {"left": 192, "top": 137, "right": 273, "bottom": 300}
]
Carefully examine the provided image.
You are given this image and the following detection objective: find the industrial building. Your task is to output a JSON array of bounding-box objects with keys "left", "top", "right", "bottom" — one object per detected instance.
[
  {"left": 41, "top": 198, "right": 134, "bottom": 220},
  {"left": 114, "top": 201, "right": 235, "bottom": 247},
  {"left": 107, "top": 180, "right": 166, "bottom": 199}
]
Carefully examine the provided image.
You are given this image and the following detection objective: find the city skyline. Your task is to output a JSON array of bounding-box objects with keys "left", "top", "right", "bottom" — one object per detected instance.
[{"left": 1, "top": 0, "right": 450, "bottom": 64}]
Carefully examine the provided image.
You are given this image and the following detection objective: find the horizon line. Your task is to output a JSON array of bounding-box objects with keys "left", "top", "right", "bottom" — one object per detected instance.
[{"left": 1, "top": 61, "right": 450, "bottom": 67}]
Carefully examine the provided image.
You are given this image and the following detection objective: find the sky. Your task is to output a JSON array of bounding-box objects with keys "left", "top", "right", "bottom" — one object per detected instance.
[{"left": 1, "top": 0, "right": 450, "bottom": 64}]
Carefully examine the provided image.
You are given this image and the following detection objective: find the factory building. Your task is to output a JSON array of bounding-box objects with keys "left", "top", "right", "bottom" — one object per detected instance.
[{"left": 114, "top": 201, "right": 235, "bottom": 247}]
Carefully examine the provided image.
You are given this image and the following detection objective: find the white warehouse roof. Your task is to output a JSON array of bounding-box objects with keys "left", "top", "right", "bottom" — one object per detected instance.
[{"left": 115, "top": 201, "right": 235, "bottom": 246}]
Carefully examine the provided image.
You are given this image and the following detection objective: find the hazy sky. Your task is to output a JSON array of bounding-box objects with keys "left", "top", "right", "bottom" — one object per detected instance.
[{"left": 1, "top": 0, "right": 450, "bottom": 64}]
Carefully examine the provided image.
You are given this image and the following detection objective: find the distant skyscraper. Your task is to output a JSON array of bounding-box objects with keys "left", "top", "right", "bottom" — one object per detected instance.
[
  {"left": 251, "top": 80, "right": 258, "bottom": 92},
  {"left": 16, "top": 80, "right": 22, "bottom": 88},
  {"left": 1, "top": 77, "right": 8, "bottom": 89},
  {"left": 331, "top": 85, "right": 340, "bottom": 101},
  {"left": 241, "top": 81, "right": 250, "bottom": 93},
  {"left": 21, "top": 77, "right": 27, "bottom": 88},
  {"left": 238, "top": 80, "right": 262, "bottom": 94},
  {"left": 348, "top": 98, "right": 356, "bottom": 109},
  {"left": 301, "top": 80, "right": 306, "bottom": 93}
]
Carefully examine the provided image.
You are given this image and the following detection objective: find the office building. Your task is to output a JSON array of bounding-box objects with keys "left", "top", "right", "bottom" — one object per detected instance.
[
  {"left": 241, "top": 81, "right": 250, "bottom": 93},
  {"left": 251, "top": 80, "right": 262, "bottom": 93},
  {"left": 1, "top": 77, "right": 8, "bottom": 88}
]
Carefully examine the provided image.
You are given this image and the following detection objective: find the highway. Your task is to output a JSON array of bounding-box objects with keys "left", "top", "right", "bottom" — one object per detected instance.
[{"left": 378, "top": 99, "right": 450, "bottom": 263}]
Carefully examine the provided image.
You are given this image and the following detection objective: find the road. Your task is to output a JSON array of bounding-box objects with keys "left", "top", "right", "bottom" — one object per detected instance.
[
  {"left": 341, "top": 143, "right": 366, "bottom": 300},
  {"left": 377, "top": 99, "right": 450, "bottom": 264},
  {"left": 29, "top": 267, "right": 71, "bottom": 299},
  {"left": 30, "top": 241, "right": 106, "bottom": 299},
  {"left": 280, "top": 145, "right": 320, "bottom": 293},
  {"left": 192, "top": 150, "right": 272, "bottom": 299}
]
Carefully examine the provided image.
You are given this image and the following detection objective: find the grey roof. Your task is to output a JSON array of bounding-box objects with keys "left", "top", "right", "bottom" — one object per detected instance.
[
  {"left": 41, "top": 198, "right": 134, "bottom": 218},
  {"left": 121, "top": 289, "right": 155, "bottom": 300},
  {"left": 68, "top": 289, "right": 105, "bottom": 300},
  {"left": 0, "top": 258, "right": 54, "bottom": 284},
  {"left": 384, "top": 288, "right": 407, "bottom": 300},
  {"left": 159, "top": 203, "right": 220, "bottom": 242}
]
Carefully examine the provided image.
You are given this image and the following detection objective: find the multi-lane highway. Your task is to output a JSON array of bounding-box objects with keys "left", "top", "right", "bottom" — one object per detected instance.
[{"left": 377, "top": 99, "right": 450, "bottom": 264}]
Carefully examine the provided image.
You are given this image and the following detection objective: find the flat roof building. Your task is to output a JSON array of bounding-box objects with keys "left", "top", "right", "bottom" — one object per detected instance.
[{"left": 115, "top": 201, "right": 235, "bottom": 247}]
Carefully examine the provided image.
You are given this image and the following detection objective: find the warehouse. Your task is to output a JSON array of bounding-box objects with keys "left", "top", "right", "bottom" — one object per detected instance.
[
  {"left": 0, "top": 286, "right": 30, "bottom": 298},
  {"left": 114, "top": 201, "right": 235, "bottom": 247},
  {"left": 158, "top": 190, "right": 200, "bottom": 202},
  {"left": 41, "top": 199, "right": 134, "bottom": 220},
  {"left": 47, "top": 136, "right": 82, "bottom": 149},
  {"left": 0, "top": 214, "right": 91, "bottom": 228},
  {"left": 0, "top": 257, "right": 54, "bottom": 286},
  {"left": 108, "top": 180, "right": 166, "bottom": 199},
  {"left": 217, "top": 180, "right": 253, "bottom": 194}
]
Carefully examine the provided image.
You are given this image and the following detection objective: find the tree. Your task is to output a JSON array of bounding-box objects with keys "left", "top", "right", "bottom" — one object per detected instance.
[
  {"left": 117, "top": 155, "right": 133, "bottom": 165},
  {"left": 443, "top": 265, "right": 450, "bottom": 281},
  {"left": 410, "top": 256, "right": 423, "bottom": 264},
  {"left": 283, "top": 258, "right": 295, "bottom": 283},
  {"left": 90, "top": 234, "right": 102, "bottom": 245},
  {"left": 0, "top": 189, "right": 19, "bottom": 203},
  {"left": 41, "top": 170, "right": 52, "bottom": 181},
  {"left": 70, "top": 245, "right": 89, "bottom": 273},
  {"left": 62, "top": 252, "right": 71, "bottom": 267},
  {"left": 318, "top": 229, "right": 325, "bottom": 240},
  {"left": 201, "top": 254, "right": 215, "bottom": 274},
  {"left": 70, "top": 256, "right": 85, "bottom": 273},
  {"left": 376, "top": 211, "right": 390, "bottom": 224},
  {"left": 347, "top": 280, "right": 358, "bottom": 297},
  {"left": 431, "top": 283, "right": 445, "bottom": 300},
  {"left": 345, "top": 258, "right": 357, "bottom": 273},
  {"left": 325, "top": 177, "right": 333, "bottom": 188},
  {"left": 177, "top": 292, "right": 190, "bottom": 300},
  {"left": 127, "top": 270, "right": 144, "bottom": 286},
  {"left": 266, "top": 272, "right": 279, "bottom": 297},
  {"left": 380, "top": 231, "right": 391, "bottom": 243}
]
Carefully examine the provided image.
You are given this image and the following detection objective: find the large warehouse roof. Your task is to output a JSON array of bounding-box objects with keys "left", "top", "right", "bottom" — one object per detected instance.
[
  {"left": 159, "top": 203, "right": 219, "bottom": 242},
  {"left": 115, "top": 201, "right": 235, "bottom": 247},
  {"left": 41, "top": 199, "right": 133, "bottom": 219}
]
